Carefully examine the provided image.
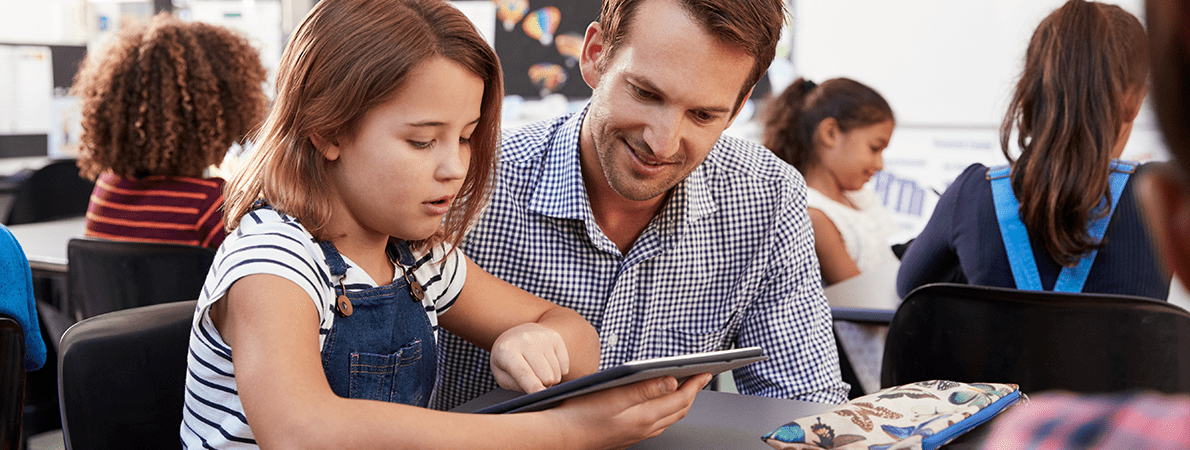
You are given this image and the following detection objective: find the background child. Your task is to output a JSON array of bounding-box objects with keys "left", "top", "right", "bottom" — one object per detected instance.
[
  {"left": 896, "top": 0, "right": 1168, "bottom": 301},
  {"left": 762, "top": 77, "right": 899, "bottom": 286},
  {"left": 71, "top": 12, "right": 268, "bottom": 248},
  {"left": 761, "top": 77, "right": 899, "bottom": 397},
  {"left": 180, "top": 0, "right": 707, "bottom": 448}
]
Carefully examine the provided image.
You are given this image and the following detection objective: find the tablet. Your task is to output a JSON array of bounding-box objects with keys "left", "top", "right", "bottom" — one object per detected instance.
[{"left": 466, "top": 347, "right": 767, "bottom": 414}]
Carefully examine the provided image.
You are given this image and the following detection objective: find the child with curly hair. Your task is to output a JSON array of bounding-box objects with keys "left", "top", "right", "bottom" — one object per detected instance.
[{"left": 71, "top": 12, "right": 268, "bottom": 248}]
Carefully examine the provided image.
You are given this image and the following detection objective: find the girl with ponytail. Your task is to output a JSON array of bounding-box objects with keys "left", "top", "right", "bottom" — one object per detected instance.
[
  {"left": 763, "top": 77, "right": 899, "bottom": 286},
  {"left": 897, "top": 0, "right": 1167, "bottom": 300}
]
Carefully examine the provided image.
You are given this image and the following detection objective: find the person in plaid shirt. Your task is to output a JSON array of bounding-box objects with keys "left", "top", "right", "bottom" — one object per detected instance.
[{"left": 433, "top": 0, "right": 850, "bottom": 410}]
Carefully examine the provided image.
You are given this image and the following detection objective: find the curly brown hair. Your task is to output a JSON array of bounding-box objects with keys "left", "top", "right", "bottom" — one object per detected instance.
[{"left": 71, "top": 12, "right": 268, "bottom": 180}]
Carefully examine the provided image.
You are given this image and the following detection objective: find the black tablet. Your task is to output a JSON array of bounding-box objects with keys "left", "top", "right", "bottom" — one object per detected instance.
[{"left": 466, "top": 347, "right": 767, "bottom": 414}]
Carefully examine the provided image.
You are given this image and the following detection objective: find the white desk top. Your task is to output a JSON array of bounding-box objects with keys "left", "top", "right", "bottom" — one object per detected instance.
[
  {"left": 7, "top": 216, "right": 86, "bottom": 273},
  {"left": 824, "top": 261, "right": 902, "bottom": 323}
]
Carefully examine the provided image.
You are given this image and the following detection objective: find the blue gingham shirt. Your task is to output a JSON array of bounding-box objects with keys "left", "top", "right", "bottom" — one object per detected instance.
[{"left": 433, "top": 106, "right": 849, "bottom": 410}]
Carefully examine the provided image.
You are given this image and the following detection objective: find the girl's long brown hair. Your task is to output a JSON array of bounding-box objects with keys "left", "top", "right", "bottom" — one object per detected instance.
[
  {"left": 1000, "top": 0, "right": 1148, "bottom": 266},
  {"left": 223, "top": 0, "right": 502, "bottom": 250},
  {"left": 761, "top": 77, "right": 893, "bottom": 172},
  {"left": 71, "top": 13, "right": 268, "bottom": 180}
]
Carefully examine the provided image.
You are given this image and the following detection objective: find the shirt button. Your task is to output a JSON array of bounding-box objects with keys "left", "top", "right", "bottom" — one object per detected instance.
[{"left": 606, "top": 332, "right": 619, "bottom": 348}]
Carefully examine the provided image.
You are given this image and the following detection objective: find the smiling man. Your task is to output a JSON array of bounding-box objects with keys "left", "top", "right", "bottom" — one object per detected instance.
[{"left": 434, "top": 0, "right": 850, "bottom": 410}]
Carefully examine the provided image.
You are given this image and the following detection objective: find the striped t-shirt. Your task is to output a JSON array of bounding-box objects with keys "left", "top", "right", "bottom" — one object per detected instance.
[
  {"left": 84, "top": 173, "right": 227, "bottom": 248},
  {"left": 180, "top": 208, "right": 465, "bottom": 449}
]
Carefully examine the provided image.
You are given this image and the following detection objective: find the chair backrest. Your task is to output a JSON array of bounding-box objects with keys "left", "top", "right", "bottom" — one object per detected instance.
[
  {"left": 0, "top": 316, "right": 24, "bottom": 449},
  {"left": 882, "top": 283, "right": 1190, "bottom": 394},
  {"left": 66, "top": 238, "right": 214, "bottom": 321},
  {"left": 6, "top": 160, "right": 95, "bottom": 226},
  {"left": 58, "top": 300, "right": 195, "bottom": 450}
]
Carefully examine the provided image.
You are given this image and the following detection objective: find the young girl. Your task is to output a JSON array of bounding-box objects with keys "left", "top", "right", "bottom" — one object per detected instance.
[
  {"left": 180, "top": 0, "right": 707, "bottom": 448},
  {"left": 762, "top": 77, "right": 899, "bottom": 396},
  {"left": 896, "top": 0, "right": 1168, "bottom": 300},
  {"left": 72, "top": 13, "right": 268, "bottom": 248},
  {"left": 762, "top": 77, "right": 899, "bottom": 286}
]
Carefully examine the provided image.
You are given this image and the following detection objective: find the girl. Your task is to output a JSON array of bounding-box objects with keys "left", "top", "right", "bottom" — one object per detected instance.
[
  {"left": 896, "top": 0, "right": 1168, "bottom": 300},
  {"left": 72, "top": 13, "right": 268, "bottom": 248},
  {"left": 762, "top": 77, "right": 899, "bottom": 286},
  {"left": 761, "top": 77, "right": 899, "bottom": 396},
  {"left": 180, "top": 0, "right": 707, "bottom": 448}
]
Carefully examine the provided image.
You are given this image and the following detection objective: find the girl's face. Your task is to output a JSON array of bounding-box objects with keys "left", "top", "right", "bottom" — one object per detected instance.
[
  {"left": 820, "top": 119, "right": 894, "bottom": 192},
  {"left": 319, "top": 57, "right": 483, "bottom": 243}
]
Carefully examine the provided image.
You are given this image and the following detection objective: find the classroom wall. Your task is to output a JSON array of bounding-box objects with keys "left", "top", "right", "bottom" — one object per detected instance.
[{"left": 790, "top": 0, "right": 1161, "bottom": 240}]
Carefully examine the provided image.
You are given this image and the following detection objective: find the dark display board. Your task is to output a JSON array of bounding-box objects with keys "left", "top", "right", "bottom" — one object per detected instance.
[{"left": 493, "top": 0, "right": 599, "bottom": 99}]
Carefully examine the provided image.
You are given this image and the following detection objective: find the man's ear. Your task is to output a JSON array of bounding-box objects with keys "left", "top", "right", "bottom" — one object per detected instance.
[
  {"left": 579, "top": 21, "right": 606, "bottom": 89},
  {"left": 814, "top": 118, "right": 841, "bottom": 151},
  {"left": 309, "top": 133, "right": 341, "bottom": 162},
  {"left": 1137, "top": 164, "right": 1190, "bottom": 280}
]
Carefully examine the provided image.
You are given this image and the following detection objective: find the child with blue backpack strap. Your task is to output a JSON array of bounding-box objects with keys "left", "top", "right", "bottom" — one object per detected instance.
[{"left": 897, "top": 0, "right": 1169, "bottom": 300}]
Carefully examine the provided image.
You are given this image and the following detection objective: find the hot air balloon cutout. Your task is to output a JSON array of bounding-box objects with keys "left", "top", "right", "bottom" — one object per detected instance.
[
  {"left": 554, "top": 33, "right": 583, "bottom": 67},
  {"left": 494, "top": 0, "right": 528, "bottom": 32},
  {"left": 529, "top": 63, "right": 567, "bottom": 97},
  {"left": 523, "top": 6, "right": 561, "bottom": 46}
]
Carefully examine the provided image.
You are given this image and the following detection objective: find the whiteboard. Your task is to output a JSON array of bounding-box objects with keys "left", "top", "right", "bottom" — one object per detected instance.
[{"left": 792, "top": 0, "right": 1145, "bottom": 128}]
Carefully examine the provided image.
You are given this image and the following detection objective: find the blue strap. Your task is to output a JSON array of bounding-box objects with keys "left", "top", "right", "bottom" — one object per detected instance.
[
  {"left": 988, "top": 160, "right": 1135, "bottom": 292},
  {"left": 989, "top": 165, "right": 1042, "bottom": 290}
]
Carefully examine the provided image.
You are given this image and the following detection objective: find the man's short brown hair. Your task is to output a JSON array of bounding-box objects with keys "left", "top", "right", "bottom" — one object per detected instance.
[{"left": 598, "top": 0, "right": 786, "bottom": 111}]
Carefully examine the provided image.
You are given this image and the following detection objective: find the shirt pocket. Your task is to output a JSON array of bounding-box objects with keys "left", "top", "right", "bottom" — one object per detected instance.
[
  {"left": 652, "top": 322, "right": 732, "bottom": 354},
  {"left": 348, "top": 340, "right": 424, "bottom": 403}
]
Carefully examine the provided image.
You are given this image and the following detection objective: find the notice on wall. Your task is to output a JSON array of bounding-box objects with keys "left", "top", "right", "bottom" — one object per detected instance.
[{"left": 0, "top": 45, "right": 53, "bottom": 134}]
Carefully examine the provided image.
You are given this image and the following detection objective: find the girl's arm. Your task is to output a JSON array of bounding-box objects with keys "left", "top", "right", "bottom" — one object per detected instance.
[
  {"left": 808, "top": 207, "right": 861, "bottom": 285},
  {"left": 213, "top": 273, "right": 707, "bottom": 450},
  {"left": 437, "top": 255, "right": 601, "bottom": 393}
]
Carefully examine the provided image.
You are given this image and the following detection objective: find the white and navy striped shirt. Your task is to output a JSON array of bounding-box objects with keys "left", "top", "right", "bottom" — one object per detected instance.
[
  {"left": 433, "top": 106, "right": 850, "bottom": 410},
  {"left": 180, "top": 208, "right": 465, "bottom": 449}
]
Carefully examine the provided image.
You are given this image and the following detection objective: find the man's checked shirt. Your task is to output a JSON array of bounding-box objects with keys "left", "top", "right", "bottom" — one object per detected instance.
[{"left": 433, "top": 106, "right": 850, "bottom": 410}]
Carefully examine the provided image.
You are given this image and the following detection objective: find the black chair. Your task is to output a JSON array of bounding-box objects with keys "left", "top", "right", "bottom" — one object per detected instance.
[
  {"left": 882, "top": 283, "right": 1190, "bottom": 394},
  {"left": 5, "top": 159, "right": 95, "bottom": 226},
  {"left": 58, "top": 300, "right": 195, "bottom": 450},
  {"left": 0, "top": 316, "right": 24, "bottom": 449},
  {"left": 66, "top": 238, "right": 214, "bottom": 322}
]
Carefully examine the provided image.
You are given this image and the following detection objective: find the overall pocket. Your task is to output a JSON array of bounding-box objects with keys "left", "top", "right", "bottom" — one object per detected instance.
[{"left": 348, "top": 340, "right": 425, "bottom": 404}]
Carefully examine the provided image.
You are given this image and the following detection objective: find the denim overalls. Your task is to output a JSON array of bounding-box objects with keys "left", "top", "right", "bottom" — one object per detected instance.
[{"left": 317, "top": 240, "right": 437, "bottom": 407}]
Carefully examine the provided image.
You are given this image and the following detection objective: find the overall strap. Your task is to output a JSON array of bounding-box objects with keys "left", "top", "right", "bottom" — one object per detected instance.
[
  {"left": 988, "top": 165, "right": 1042, "bottom": 290},
  {"left": 987, "top": 160, "right": 1137, "bottom": 292},
  {"left": 1052, "top": 159, "right": 1136, "bottom": 291}
]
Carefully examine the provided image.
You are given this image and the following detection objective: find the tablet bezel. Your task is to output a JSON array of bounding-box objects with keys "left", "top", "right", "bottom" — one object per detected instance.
[{"left": 470, "top": 347, "right": 767, "bottom": 414}]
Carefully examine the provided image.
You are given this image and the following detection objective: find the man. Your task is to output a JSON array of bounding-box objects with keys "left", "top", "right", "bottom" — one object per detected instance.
[{"left": 434, "top": 0, "right": 850, "bottom": 410}]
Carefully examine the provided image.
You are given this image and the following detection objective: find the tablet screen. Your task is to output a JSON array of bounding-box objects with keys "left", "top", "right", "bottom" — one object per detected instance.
[{"left": 468, "top": 347, "right": 767, "bottom": 414}]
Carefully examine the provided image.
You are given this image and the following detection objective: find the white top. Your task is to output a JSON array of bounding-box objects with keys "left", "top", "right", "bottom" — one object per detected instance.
[
  {"left": 806, "top": 187, "right": 899, "bottom": 272},
  {"left": 180, "top": 208, "right": 466, "bottom": 449}
]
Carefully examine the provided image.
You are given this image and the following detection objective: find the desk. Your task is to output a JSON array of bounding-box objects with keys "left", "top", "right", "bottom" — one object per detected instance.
[
  {"left": 453, "top": 388, "right": 835, "bottom": 449},
  {"left": 7, "top": 217, "right": 86, "bottom": 274},
  {"left": 825, "top": 261, "right": 901, "bottom": 323}
]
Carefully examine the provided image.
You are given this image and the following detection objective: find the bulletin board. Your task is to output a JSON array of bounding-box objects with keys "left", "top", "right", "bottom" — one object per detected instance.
[{"left": 491, "top": 0, "right": 600, "bottom": 99}]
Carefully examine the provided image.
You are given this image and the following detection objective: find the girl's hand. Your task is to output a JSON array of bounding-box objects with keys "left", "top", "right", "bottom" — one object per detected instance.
[
  {"left": 489, "top": 323, "right": 571, "bottom": 393},
  {"left": 544, "top": 373, "right": 712, "bottom": 450}
]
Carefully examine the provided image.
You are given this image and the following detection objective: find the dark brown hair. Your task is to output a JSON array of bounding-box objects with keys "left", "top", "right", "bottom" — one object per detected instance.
[
  {"left": 223, "top": 0, "right": 502, "bottom": 250},
  {"left": 761, "top": 77, "right": 894, "bottom": 172},
  {"left": 597, "top": 0, "right": 785, "bottom": 112},
  {"left": 1001, "top": 0, "right": 1149, "bottom": 267},
  {"left": 71, "top": 12, "right": 268, "bottom": 180},
  {"left": 1147, "top": 0, "right": 1190, "bottom": 172}
]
